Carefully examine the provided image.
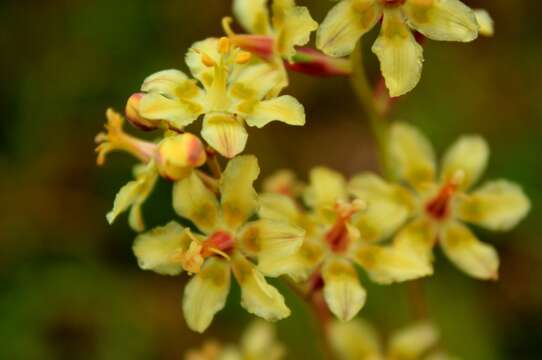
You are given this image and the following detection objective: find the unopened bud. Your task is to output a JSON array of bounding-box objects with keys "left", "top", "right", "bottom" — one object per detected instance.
[
  {"left": 286, "top": 48, "right": 352, "bottom": 77},
  {"left": 125, "top": 93, "right": 160, "bottom": 131},
  {"left": 229, "top": 34, "right": 275, "bottom": 61},
  {"left": 155, "top": 133, "right": 207, "bottom": 181}
]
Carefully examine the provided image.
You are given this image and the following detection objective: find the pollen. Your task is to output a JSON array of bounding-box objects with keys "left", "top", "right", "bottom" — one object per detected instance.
[
  {"left": 218, "top": 37, "right": 231, "bottom": 54},
  {"left": 235, "top": 51, "right": 252, "bottom": 64}
]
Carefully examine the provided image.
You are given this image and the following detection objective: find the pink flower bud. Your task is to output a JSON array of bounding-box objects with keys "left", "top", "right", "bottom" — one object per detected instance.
[{"left": 285, "top": 48, "right": 352, "bottom": 77}]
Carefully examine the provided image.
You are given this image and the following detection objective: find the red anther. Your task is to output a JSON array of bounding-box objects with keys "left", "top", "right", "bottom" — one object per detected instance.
[
  {"left": 202, "top": 231, "right": 234, "bottom": 256},
  {"left": 325, "top": 220, "right": 351, "bottom": 253},
  {"left": 425, "top": 182, "right": 458, "bottom": 221}
]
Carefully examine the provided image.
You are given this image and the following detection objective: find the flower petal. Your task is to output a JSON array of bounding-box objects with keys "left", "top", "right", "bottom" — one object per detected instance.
[
  {"left": 441, "top": 135, "right": 488, "bottom": 190},
  {"left": 132, "top": 221, "right": 191, "bottom": 275},
  {"left": 173, "top": 172, "right": 220, "bottom": 234},
  {"left": 317, "top": 0, "right": 382, "bottom": 57},
  {"left": 389, "top": 122, "right": 436, "bottom": 189},
  {"left": 330, "top": 320, "right": 383, "bottom": 360},
  {"left": 182, "top": 258, "right": 231, "bottom": 333},
  {"left": 229, "top": 63, "right": 284, "bottom": 101},
  {"left": 474, "top": 9, "right": 494, "bottom": 37},
  {"left": 393, "top": 218, "right": 437, "bottom": 265},
  {"left": 238, "top": 219, "right": 304, "bottom": 264},
  {"left": 440, "top": 221, "right": 499, "bottom": 280},
  {"left": 244, "top": 95, "right": 305, "bottom": 128},
  {"left": 403, "top": 0, "right": 479, "bottom": 42},
  {"left": 258, "top": 193, "right": 301, "bottom": 224},
  {"left": 389, "top": 322, "right": 439, "bottom": 359},
  {"left": 349, "top": 172, "right": 415, "bottom": 242},
  {"left": 201, "top": 113, "right": 248, "bottom": 158},
  {"left": 232, "top": 252, "right": 291, "bottom": 320},
  {"left": 185, "top": 38, "right": 221, "bottom": 87},
  {"left": 322, "top": 257, "right": 366, "bottom": 321},
  {"left": 241, "top": 320, "right": 285, "bottom": 360},
  {"left": 106, "top": 163, "right": 158, "bottom": 232},
  {"left": 220, "top": 155, "right": 260, "bottom": 230},
  {"left": 304, "top": 167, "right": 347, "bottom": 211},
  {"left": 273, "top": 4, "right": 318, "bottom": 59},
  {"left": 139, "top": 92, "right": 203, "bottom": 129},
  {"left": 141, "top": 69, "right": 188, "bottom": 95},
  {"left": 372, "top": 8, "right": 424, "bottom": 97},
  {"left": 354, "top": 244, "right": 433, "bottom": 284},
  {"left": 233, "top": 0, "right": 271, "bottom": 35},
  {"left": 457, "top": 180, "right": 530, "bottom": 231},
  {"left": 257, "top": 238, "right": 325, "bottom": 281}
]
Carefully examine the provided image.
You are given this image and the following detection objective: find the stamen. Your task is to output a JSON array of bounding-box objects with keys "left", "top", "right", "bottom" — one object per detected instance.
[
  {"left": 218, "top": 37, "right": 231, "bottom": 54},
  {"left": 221, "top": 17, "right": 236, "bottom": 37},
  {"left": 201, "top": 53, "right": 216, "bottom": 67},
  {"left": 235, "top": 51, "right": 252, "bottom": 64},
  {"left": 425, "top": 170, "right": 464, "bottom": 221},
  {"left": 325, "top": 200, "right": 365, "bottom": 253}
]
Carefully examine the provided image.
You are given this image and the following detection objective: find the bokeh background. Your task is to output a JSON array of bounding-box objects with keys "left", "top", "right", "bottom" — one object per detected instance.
[{"left": 1, "top": 0, "right": 540, "bottom": 359}]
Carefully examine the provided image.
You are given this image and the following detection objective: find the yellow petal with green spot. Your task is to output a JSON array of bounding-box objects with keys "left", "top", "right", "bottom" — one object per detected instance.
[
  {"left": 220, "top": 155, "right": 260, "bottom": 231},
  {"left": 354, "top": 244, "right": 433, "bottom": 284},
  {"left": 372, "top": 8, "right": 424, "bottom": 97},
  {"left": 330, "top": 320, "right": 383, "bottom": 360},
  {"left": 317, "top": 0, "right": 382, "bottom": 57},
  {"left": 389, "top": 122, "right": 436, "bottom": 189},
  {"left": 182, "top": 258, "right": 231, "bottom": 333},
  {"left": 232, "top": 252, "right": 291, "bottom": 320},
  {"left": 403, "top": 0, "right": 479, "bottom": 42},
  {"left": 132, "top": 221, "right": 191, "bottom": 275},
  {"left": 304, "top": 166, "right": 347, "bottom": 211},
  {"left": 173, "top": 172, "right": 220, "bottom": 234},
  {"left": 349, "top": 172, "right": 415, "bottom": 242},
  {"left": 238, "top": 219, "right": 304, "bottom": 263},
  {"left": 441, "top": 135, "right": 488, "bottom": 190},
  {"left": 389, "top": 322, "right": 439, "bottom": 359},
  {"left": 233, "top": 0, "right": 272, "bottom": 35},
  {"left": 322, "top": 257, "right": 366, "bottom": 321},
  {"left": 106, "top": 162, "right": 158, "bottom": 232},
  {"left": 274, "top": 5, "right": 318, "bottom": 60},
  {"left": 201, "top": 113, "right": 248, "bottom": 158},
  {"left": 440, "top": 221, "right": 499, "bottom": 280},
  {"left": 244, "top": 95, "right": 305, "bottom": 128},
  {"left": 457, "top": 180, "right": 530, "bottom": 231},
  {"left": 257, "top": 238, "right": 325, "bottom": 281}
]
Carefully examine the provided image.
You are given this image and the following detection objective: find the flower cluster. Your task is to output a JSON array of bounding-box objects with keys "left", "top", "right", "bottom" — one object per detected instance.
[{"left": 96, "top": 0, "right": 528, "bottom": 355}]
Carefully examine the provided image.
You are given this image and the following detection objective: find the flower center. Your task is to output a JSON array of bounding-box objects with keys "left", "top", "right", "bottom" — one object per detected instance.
[
  {"left": 380, "top": 0, "right": 406, "bottom": 7},
  {"left": 202, "top": 231, "right": 235, "bottom": 257},
  {"left": 424, "top": 171, "right": 464, "bottom": 221},
  {"left": 325, "top": 199, "right": 365, "bottom": 253}
]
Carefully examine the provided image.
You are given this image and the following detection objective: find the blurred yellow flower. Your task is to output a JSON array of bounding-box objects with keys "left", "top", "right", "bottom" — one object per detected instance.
[
  {"left": 350, "top": 122, "right": 531, "bottom": 280},
  {"left": 317, "top": 0, "right": 481, "bottom": 96},
  {"left": 132, "top": 156, "right": 305, "bottom": 332},
  {"left": 331, "top": 319, "right": 456, "bottom": 360},
  {"left": 259, "top": 167, "right": 431, "bottom": 321},
  {"left": 185, "top": 321, "right": 285, "bottom": 360},
  {"left": 136, "top": 37, "right": 305, "bottom": 158}
]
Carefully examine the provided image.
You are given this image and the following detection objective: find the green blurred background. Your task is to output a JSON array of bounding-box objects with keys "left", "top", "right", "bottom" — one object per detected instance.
[{"left": 1, "top": 1, "right": 540, "bottom": 359}]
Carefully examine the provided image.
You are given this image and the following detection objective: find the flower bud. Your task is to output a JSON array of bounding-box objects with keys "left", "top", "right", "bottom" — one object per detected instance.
[
  {"left": 229, "top": 34, "right": 275, "bottom": 61},
  {"left": 125, "top": 93, "right": 161, "bottom": 131},
  {"left": 155, "top": 133, "right": 207, "bottom": 181},
  {"left": 285, "top": 48, "right": 352, "bottom": 77}
]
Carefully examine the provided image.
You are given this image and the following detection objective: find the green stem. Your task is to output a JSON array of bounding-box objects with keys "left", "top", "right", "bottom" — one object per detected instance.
[{"left": 350, "top": 40, "right": 391, "bottom": 178}]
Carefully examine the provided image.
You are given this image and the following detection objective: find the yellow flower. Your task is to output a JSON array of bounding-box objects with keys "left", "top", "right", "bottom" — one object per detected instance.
[
  {"left": 132, "top": 156, "right": 305, "bottom": 332},
  {"left": 259, "top": 167, "right": 431, "bottom": 321},
  {"left": 350, "top": 123, "right": 531, "bottom": 280},
  {"left": 185, "top": 321, "right": 285, "bottom": 360},
  {"left": 136, "top": 37, "right": 306, "bottom": 158},
  {"left": 231, "top": 0, "right": 318, "bottom": 60},
  {"left": 330, "top": 319, "right": 456, "bottom": 360},
  {"left": 317, "top": 0, "right": 480, "bottom": 96}
]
